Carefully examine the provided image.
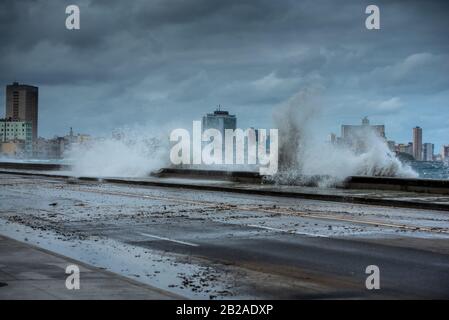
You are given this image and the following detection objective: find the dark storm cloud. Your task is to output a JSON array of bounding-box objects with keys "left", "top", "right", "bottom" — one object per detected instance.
[{"left": 0, "top": 0, "right": 448, "bottom": 148}]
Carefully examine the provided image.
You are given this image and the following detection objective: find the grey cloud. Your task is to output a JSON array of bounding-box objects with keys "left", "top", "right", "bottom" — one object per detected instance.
[{"left": 0, "top": 0, "right": 448, "bottom": 148}]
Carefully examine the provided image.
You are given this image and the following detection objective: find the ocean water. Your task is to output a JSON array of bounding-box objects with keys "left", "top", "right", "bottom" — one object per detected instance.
[{"left": 409, "top": 161, "right": 449, "bottom": 179}]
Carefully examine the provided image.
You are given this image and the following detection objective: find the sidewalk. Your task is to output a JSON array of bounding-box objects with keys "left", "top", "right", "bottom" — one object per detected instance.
[{"left": 0, "top": 235, "right": 182, "bottom": 299}]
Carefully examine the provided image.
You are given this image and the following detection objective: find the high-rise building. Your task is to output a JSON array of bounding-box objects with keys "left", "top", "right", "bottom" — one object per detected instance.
[
  {"left": 201, "top": 107, "right": 237, "bottom": 164},
  {"left": 412, "top": 127, "right": 422, "bottom": 161},
  {"left": 441, "top": 145, "right": 449, "bottom": 161},
  {"left": 422, "top": 143, "right": 434, "bottom": 161},
  {"left": 202, "top": 107, "right": 237, "bottom": 136},
  {"left": 6, "top": 82, "right": 38, "bottom": 141}
]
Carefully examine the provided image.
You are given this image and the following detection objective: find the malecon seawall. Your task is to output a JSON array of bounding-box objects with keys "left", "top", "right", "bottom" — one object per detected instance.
[{"left": 1, "top": 161, "right": 449, "bottom": 195}]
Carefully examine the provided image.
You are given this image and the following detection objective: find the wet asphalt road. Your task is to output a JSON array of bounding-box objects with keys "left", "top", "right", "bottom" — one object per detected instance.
[
  {"left": 1, "top": 173, "right": 449, "bottom": 299},
  {"left": 114, "top": 218, "right": 449, "bottom": 299},
  {"left": 140, "top": 231, "right": 449, "bottom": 298}
]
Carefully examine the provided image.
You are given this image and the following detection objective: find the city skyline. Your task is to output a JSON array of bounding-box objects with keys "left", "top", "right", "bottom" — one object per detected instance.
[
  {"left": 0, "top": 0, "right": 448, "bottom": 149},
  {"left": 2, "top": 81, "right": 447, "bottom": 160}
]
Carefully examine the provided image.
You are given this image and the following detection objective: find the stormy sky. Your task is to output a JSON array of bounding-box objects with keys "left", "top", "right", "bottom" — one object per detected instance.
[{"left": 1, "top": 0, "right": 448, "bottom": 149}]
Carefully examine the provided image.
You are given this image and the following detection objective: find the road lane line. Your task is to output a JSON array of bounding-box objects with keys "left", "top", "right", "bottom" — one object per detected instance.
[
  {"left": 247, "top": 224, "right": 329, "bottom": 238},
  {"left": 139, "top": 232, "right": 199, "bottom": 247}
]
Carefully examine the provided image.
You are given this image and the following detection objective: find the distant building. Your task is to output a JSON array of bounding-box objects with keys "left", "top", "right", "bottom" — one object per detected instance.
[
  {"left": 0, "top": 119, "right": 32, "bottom": 156},
  {"left": 34, "top": 137, "right": 65, "bottom": 159},
  {"left": 202, "top": 106, "right": 237, "bottom": 136},
  {"left": 201, "top": 107, "right": 237, "bottom": 163},
  {"left": 329, "top": 133, "right": 337, "bottom": 144},
  {"left": 434, "top": 154, "right": 443, "bottom": 162},
  {"left": 340, "top": 117, "right": 386, "bottom": 153},
  {"left": 33, "top": 128, "right": 91, "bottom": 159},
  {"left": 397, "top": 142, "right": 413, "bottom": 157},
  {"left": 441, "top": 145, "right": 449, "bottom": 161},
  {"left": 0, "top": 119, "right": 32, "bottom": 142},
  {"left": 62, "top": 127, "right": 91, "bottom": 155},
  {"left": 412, "top": 127, "right": 423, "bottom": 161},
  {"left": 64, "top": 127, "right": 91, "bottom": 145},
  {"left": 5, "top": 82, "right": 38, "bottom": 141},
  {"left": 341, "top": 117, "right": 386, "bottom": 140},
  {"left": 422, "top": 143, "right": 434, "bottom": 162},
  {"left": 0, "top": 141, "right": 25, "bottom": 157}
]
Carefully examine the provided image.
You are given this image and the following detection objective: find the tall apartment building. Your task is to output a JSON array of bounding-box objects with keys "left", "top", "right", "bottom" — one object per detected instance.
[
  {"left": 422, "top": 143, "right": 434, "bottom": 161},
  {"left": 202, "top": 107, "right": 237, "bottom": 136},
  {"left": 442, "top": 145, "right": 449, "bottom": 161},
  {"left": 6, "top": 82, "right": 38, "bottom": 141},
  {"left": 412, "top": 126, "right": 423, "bottom": 161},
  {"left": 201, "top": 107, "right": 237, "bottom": 164}
]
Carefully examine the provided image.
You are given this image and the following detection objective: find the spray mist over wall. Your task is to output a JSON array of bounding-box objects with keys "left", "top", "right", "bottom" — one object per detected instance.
[
  {"left": 66, "top": 126, "right": 169, "bottom": 178},
  {"left": 272, "top": 88, "right": 417, "bottom": 187}
]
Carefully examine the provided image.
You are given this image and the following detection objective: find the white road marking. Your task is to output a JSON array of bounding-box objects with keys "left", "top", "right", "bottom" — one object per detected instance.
[
  {"left": 247, "top": 224, "right": 329, "bottom": 238},
  {"left": 139, "top": 232, "right": 199, "bottom": 247}
]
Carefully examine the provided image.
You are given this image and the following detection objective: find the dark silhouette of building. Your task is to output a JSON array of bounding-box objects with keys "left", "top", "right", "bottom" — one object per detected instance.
[{"left": 6, "top": 82, "right": 38, "bottom": 141}]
